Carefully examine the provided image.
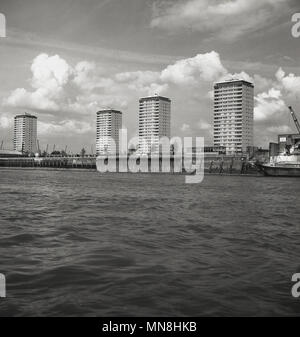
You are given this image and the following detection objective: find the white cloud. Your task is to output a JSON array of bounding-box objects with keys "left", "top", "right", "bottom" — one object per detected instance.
[
  {"left": 4, "top": 54, "right": 73, "bottom": 112},
  {"left": 3, "top": 51, "right": 228, "bottom": 119},
  {"left": 115, "top": 70, "right": 168, "bottom": 95},
  {"left": 30, "top": 53, "right": 73, "bottom": 92},
  {"left": 260, "top": 88, "right": 282, "bottom": 100},
  {"left": 5, "top": 87, "right": 60, "bottom": 111},
  {"left": 151, "top": 0, "right": 289, "bottom": 40},
  {"left": 73, "top": 61, "right": 97, "bottom": 91},
  {"left": 253, "top": 67, "right": 300, "bottom": 125},
  {"left": 3, "top": 53, "right": 128, "bottom": 116},
  {"left": 73, "top": 61, "right": 115, "bottom": 92},
  {"left": 220, "top": 71, "right": 253, "bottom": 83},
  {"left": 0, "top": 114, "right": 13, "bottom": 129},
  {"left": 3, "top": 51, "right": 299, "bottom": 148},
  {"left": 38, "top": 120, "right": 92, "bottom": 136},
  {"left": 114, "top": 52, "right": 227, "bottom": 93},
  {"left": 115, "top": 71, "right": 159, "bottom": 85},
  {"left": 160, "top": 51, "right": 227, "bottom": 85},
  {"left": 276, "top": 68, "right": 300, "bottom": 97},
  {"left": 254, "top": 88, "right": 286, "bottom": 121}
]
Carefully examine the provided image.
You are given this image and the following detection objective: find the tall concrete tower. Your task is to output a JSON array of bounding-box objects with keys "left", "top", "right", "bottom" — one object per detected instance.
[
  {"left": 138, "top": 95, "right": 171, "bottom": 154},
  {"left": 214, "top": 79, "right": 254, "bottom": 154},
  {"left": 14, "top": 113, "right": 37, "bottom": 153}
]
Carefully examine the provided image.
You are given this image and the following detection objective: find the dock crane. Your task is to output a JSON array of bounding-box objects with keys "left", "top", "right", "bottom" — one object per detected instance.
[
  {"left": 288, "top": 106, "right": 300, "bottom": 134},
  {"left": 0, "top": 140, "right": 3, "bottom": 150}
]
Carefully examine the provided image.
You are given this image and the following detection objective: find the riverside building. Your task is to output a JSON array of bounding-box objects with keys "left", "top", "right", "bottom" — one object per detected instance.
[
  {"left": 213, "top": 79, "right": 254, "bottom": 154},
  {"left": 96, "top": 110, "right": 122, "bottom": 155},
  {"left": 138, "top": 95, "right": 171, "bottom": 154},
  {"left": 13, "top": 113, "right": 37, "bottom": 153}
]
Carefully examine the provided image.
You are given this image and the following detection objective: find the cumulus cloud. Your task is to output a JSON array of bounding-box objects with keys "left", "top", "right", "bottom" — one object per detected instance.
[
  {"left": 4, "top": 51, "right": 230, "bottom": 123},
  {"left": 151, "top": 0, "right": 289, "bottom": 40},
  {"left": 254, "top": 88, "right": 286, "bottom": 121},
  {"left": 275, "top": 68, "right": 300, "bottom": 97},
  {"left": 0, "top": 114, "right": 13, "bottom": 129},
  {"left": 3, "top": 54, "right": 127, "bottom": 116},
  {"left": 4, "top": 54, "right": 75, "bottom": 113},
  {"left": 30, "top": 53, "right": 72, "bottom": 92},
  {"left": 253, "top": 67, "right": 300, "bottom": 127},
  {"left": 73, "top": 61, "right": 98, "bottom": 91},
  {"left": 73, "top": 61, "right": 116, "bottom": 92},
  {"left": 5, "top": 87, "right": 60, "bottom": 111},
  {"left": 3, "top": 51, "right": 299, "bottom": 148},
  {"left": 161, "top": 51, "right": 227, "bottom": 85},
  {"left": 38, "top": 120, "right": 92, "bottom": 136},
  {"left": 114, "top": 51, "right": 227, "bottom": 93},
  {"left": 6, "top": 54, "right": 74, "bottom": 111},
  {"left": 220, "top": 71, "right": 253, "bottom": 83},
  {"left": 115, "top": 71, "right": 168, "bottom": 95}
]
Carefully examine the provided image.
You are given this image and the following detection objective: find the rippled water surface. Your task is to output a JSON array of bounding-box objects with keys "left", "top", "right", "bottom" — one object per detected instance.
[{"left": 0, "top": 169, "right": 300, "bottom": 316}]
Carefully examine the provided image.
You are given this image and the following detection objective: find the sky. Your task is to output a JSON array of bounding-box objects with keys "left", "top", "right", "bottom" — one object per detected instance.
[{"left": 0, "top": 0, "right": 300, "bottom": 153}]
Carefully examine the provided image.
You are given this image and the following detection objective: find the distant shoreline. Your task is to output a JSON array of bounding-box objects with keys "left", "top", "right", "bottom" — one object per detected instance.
[
  {"left": 0, "top": 166, "right": 262, "bottom": 177},
  {"left": 0, "top": 166, "right": 96, "bottom": 173}
]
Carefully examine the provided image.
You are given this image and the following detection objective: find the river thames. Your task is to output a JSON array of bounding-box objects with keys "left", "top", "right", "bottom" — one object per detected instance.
[{"left": 0, "top": 169, "right": 299, "bottom": 316}]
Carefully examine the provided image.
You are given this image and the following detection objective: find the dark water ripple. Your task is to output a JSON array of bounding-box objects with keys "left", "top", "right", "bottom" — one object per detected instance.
[{"left": 0, "top": 169, "right": 300, "bottom": 316}]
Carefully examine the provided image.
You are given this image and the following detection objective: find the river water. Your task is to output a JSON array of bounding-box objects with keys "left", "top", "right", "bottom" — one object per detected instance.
[{"left": 0, "top": 169, "right": 299, "bottom": 316}]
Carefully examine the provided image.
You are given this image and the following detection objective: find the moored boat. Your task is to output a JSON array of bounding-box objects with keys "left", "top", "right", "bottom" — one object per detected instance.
[
  {"left": 260, "top": 151, "right": 300, "bottom": 177},
  {"left": 260, "top": 161, "right": 300, "bottom": 177},
  {"left": 260, "top": 106, "right": 300, "bottom": 177}
]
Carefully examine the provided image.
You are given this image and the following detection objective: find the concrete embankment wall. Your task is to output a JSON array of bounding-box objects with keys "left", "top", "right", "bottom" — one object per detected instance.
[
  {"left": 203, "top": 155, "right": 258, "bottom": 174},
  {"left": 0, "top": 155, "right": 260, "bottom": 175},
  {"left": 0, "top": 157, "right": 96, "bottom": 169}
]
